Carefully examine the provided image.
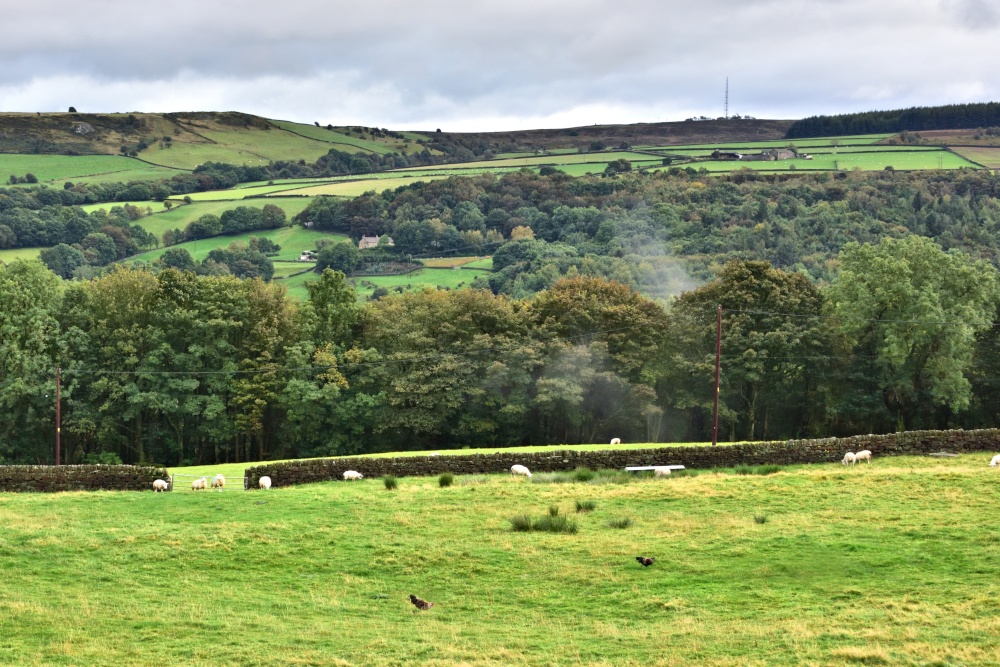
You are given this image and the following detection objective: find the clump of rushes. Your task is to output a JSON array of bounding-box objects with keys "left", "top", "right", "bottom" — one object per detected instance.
[
  {"left": 575, "top": 500, "right": 597, "bottom": 513},
  {"left": 383, "top": 475, "right": 398, "bottom": 490},
  {"left": 509, "top": 515, "right": 532, "bottom": 532},
  {"left": 754, "top": 513, "right": 768, "bottom": 524},
  {"left": 439, "top": 473, "right": 454, "bottom": 488},
  {"left": 573, "top": 467, "right": 596, "bottom": 482},
  {"left": 607, "top": 517, "right": 634, "bottom": 529},
  {"left": 533, "top": 515, "right": 578, "bottom": 534},
  {"left": 549, "top": 505, "right": 560, "bottom": 517}
]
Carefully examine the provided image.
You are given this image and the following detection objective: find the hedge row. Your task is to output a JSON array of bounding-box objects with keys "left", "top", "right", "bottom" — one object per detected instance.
[
  {"left": 0, "top": 465, "right": 170, "bottom": 492},
  {"left": 244, "top": 428, "right": 1000, "bottom": 489}
]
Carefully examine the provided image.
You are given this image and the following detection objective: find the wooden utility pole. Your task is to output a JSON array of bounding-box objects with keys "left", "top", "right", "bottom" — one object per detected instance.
[
  {"left": 711, "top": 305, "right": 721, "bottom": 446},
  {"left": 55, "top": 366, "right": 61, "bottom": 465}
]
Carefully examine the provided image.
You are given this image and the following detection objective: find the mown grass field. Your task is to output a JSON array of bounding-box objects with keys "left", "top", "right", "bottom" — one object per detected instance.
[
  {"left": 1, "top": 455, "right": 998, "bottom": 666},
  {"left": 0, "top": 246, "right": 45, "bottom": 263},
  {"left": 0, "top": 154, "right": 182, "bottom": 184}
]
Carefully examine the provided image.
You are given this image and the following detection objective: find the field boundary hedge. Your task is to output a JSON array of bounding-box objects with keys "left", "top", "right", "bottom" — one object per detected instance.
[
  {"left": 244, "top": 428, "right": 1000, "bottom": 488},
  {"left": 0, "top": 465, "right": 169, "bottom": 492}
]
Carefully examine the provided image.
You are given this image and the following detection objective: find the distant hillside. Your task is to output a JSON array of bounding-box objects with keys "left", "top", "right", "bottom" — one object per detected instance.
[
  {"left": 0, "top": 111, "right": 795, "bottom": 164},
  {"left": 417, "top": 118, "right": 794, "bottom": 153},
  {"left": 787, "top": 102, "right": 1000, "bottom": 139}
]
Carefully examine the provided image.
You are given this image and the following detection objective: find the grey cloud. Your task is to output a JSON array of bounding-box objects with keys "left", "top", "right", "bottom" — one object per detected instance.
[{"left": 0, "top": 0, "right": 996, "bottom": 129}]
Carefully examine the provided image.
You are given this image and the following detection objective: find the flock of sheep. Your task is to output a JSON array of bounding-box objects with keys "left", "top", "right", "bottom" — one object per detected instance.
[{"left": 149, "top": 447, "right": 1000, "bottom": 493}]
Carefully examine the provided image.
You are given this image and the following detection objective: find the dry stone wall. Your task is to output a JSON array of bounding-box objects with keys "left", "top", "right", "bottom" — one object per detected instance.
[
  {"left": 244, "top": 428, "right": 1000, "bottom": 489},
  {"left": 0, "top": 465, "right": 170, "bottom": 492}
]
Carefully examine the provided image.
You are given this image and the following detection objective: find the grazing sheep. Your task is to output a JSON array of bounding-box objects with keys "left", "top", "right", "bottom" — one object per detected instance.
[
  {"left": 510, "top": 464, "right": 532, "bottom": 478},
  {"left": 610, "top": 437, "right": 621, "bottom": 445},
  {"left": 152, "top": 479, "right": 169, "bottom": 492},
  {"left": 990, "top": 454, "right": 1000, "bottom": 467},
  {"left": 259, "top": 475, "right": 272, "bottom": 490},
  {"left": 342, "top": 470, "right": 364, "bottom": 481},
  {"left": 212, "top": 474, "right": 225, "bottom": 490},
  {"left": 653, "top": 467, "right": 672, "bottom": 477},
  {"left": 191, "top": 477, "right": 208, "bottom": 491},
  {"left": 429, "top": 452, "right": 440, "bottom": 457},
  {"left": 855, "top": 450, "right": 872, "bottom": 464},
  {"left": 841, "top": 452, "right": 857, "bottom": 466}
]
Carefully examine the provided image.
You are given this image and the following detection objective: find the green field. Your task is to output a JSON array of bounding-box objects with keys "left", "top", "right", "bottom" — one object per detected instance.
[
  {"left": 1, "top": 454, "right": 998, "bottom": 666},
  {"left": 0, "top": 246, "right": 45, "bottom": 263},
  {"left": 352, "top": 267, "right": 491, "bottom": 299},
  {"left": 270, "top": 119, "right": 425, "bottom": 155},
  {"left": 129, "top": 225, "right": 346, "bottom": 264},
  {"left": 952, "top": 146, "right": 1000, "bottom": 168},
  {"left": 462, "top": 257, "right": 494, "bottom": 270},
  {"left": 128, "top": 199, "right": 313, "bottom": 239},
  {"left": 637, "top": 134, "right": 896, "bottom": 151},
  {"left": 137, "top": 127, "right": 336, "bottom": 170},
  {"left": 0, "top": 154, "right": 183, "bottom": 184},
  {"left": 654, "top": 150, "right": 979, "bottom": 173},
  {"left": 272, "top": 260, "right": 314, "bottom": 278},
  {"left": 280, "top": 175, "right": 453, "bottom": 197},
  {"left": 275, "top": 268, "right": 320, "bottom": 300},
  {"left": 396, "top": 151, "right": 658, "bottom": 171}
]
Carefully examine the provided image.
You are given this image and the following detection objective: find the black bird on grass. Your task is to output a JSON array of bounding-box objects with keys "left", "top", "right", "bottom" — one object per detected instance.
[
  {"left": 409, "top": 594, "right": 434, "bottom": 610},
  {"left": 636, "top": 556, "right": 655, "bottom": 567}
]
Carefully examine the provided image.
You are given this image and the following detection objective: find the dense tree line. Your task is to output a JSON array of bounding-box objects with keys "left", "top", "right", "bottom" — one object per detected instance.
[
  {"left": 294, "top": 168, "right": 1000, "bottom": 299},
  {"left": 786, "top": 101, "right": 1000, "bottom": 138},
  {"left": 1, "top": 236, "right": 999, "bottom": 465}
]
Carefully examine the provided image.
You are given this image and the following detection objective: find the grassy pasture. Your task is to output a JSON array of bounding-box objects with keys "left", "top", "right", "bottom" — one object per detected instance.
[
  {"left": 131, "top": 199, "right": 314, "bottom": 239},
  {"left": 637, "top": 134, "right": 895, "bottom": 151},
  {"left": 137, "top": 127, "right": 334, "bottom": 170},
  {"left": 352, "top": 267, "right": 491, "bottom": 299},
  {"left": 655, "top": 150, "right": 979, "bottom": 173},
  {"left": 129, "top": 225, "right": 346, "bottom": 264},
  {"left": 0, "top": 246, "right": 45, "bottom": 263},
  {"left": 270, "top": 120, "right": 428, "bottom": 155},
  {"left": 1, "top": 455, "right": 998, "bottom": 666},
  {"left": 462, "top": 256, "right": 494, "bottom": 270},
  {"left": 395, "top": 151, "right": 656, "bottom": 171},
  {"left": 0, "top": 154, "right": 182, "bottom": 184},
  {"left": 419, "top": 256, "right": 487, "bottom": 268},
  {"left": 951, "top": 146, "right": 1000, "bottom": 168},
  {"left": 278, "top": 175, "right": 453, "bottom": 197}
]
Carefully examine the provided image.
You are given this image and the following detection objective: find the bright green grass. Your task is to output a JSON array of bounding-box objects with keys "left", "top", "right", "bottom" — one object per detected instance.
[
  {"left": 396, "top": 151, "right": 656, "bottom": 171},
  {"left": 0, "top": 154, "right": 183, "bottom": 184},
  {"left": 2, "top": 455, "right": 999, "bottom": 666},
  {"left": 130, "top": 226, "right": 346, "bottom": 264},
  {"left": 271, "top": 120, "right": 412, "bottom": 155},
  {"left": 280, "top": 175, "right": 453, "bottom": 197},
  {"left": 0, "top": 246, "right": 44, "bottom": 263},
  {"left": 638, "top": 134, "right": 895, "bottom": 151},
  {"left": 462, "top": 256, "right": 493, "bottom": 270},
  {"left": 136, "top": 127, "right": 334, "bottom": 170},
  {"left": 271, "top": 260, "right": 314, "bottom": 278},
  {"left": 181, "top": 183, "right": 318, "bottom": 201},
  {"left": 656, "top": 150, "right": 979, "bottom": 173},
  {"left": 419, "top": 256, "right": 485, "bottom": 268},
  {"left": 131, "top": 199, "right": 313, "bottom": 239},
  {"left": 352, "top": 267, "right": 491, "bottom": 299},
  {"left": 275, "top": 268, "right": 319, "bottom": 300},
  {"left": 80, "top": 201, "right": 172, "bottom": 214}
]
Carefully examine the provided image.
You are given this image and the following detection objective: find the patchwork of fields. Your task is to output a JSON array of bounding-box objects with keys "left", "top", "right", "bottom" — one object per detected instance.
[{"left": 0, "top": 455, "right": 997, "bottom": 666}]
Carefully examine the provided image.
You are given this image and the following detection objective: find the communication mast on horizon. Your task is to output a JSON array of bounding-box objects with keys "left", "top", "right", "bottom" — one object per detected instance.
[{"left": 725, "top": 77, "right": 729, "bottom": 120}]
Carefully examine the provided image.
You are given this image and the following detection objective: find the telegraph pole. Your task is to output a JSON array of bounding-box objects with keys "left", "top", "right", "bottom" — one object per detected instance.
[
  {"left": 55, "top": 366, "right": 61, "bottom": 465},
  {"left": 724, "top": 77, "right": 729, "bottom": 120},
  {"left": 711, "top": 305, "right": 722, "bottom": 446}
]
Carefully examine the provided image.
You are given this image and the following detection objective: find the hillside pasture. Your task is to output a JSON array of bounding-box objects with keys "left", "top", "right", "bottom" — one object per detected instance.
[
  {"left": 0, "top": 154, "right": 183, "bottom": 184},
  {"left": 0, "top": 246, "right": 45, "bottom": 263},
  {"left": 419, "top": 256, "right": 488, "bottom": 268},
  {"left": 131, "top": 199, "right": 313, "bottom": 239},
  {"left": 0, "top": 455, "right": 998, "bottom": 666},
  {"left": 270, "top": 119, "right": 429, "bottom": 155},
  {"left": 655, "top": 149, "right": 979, "bottom": 173},
  {"left": 352, "top": 267, "right": 491, "bottom": 299},
  {"left": 278, "top": 175, "right": 453, "bottom": 197},
  {"left": 951, "top": 146, "right": 1000, "bottom": 168},
  {"left": 129, "top": 225, "right": 346, "bottom": 264}
]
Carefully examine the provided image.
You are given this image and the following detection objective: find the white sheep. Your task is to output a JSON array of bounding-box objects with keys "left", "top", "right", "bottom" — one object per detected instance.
[
  {"left": 510, "top": 464, "right": 532, "bottom": 478},
  {"left": 342, "top": 470, "right": 364, "bottom": 481},
  {"left": 653, "top": 467, "right": 672, "bottom": 477},
  {"left": 212, "top": 474, "right": 225, "bottom": 490},
  {"left": 152, "top": 479, "right": 169, "bottom": 492},
  {"left": 854, "top": 450, "right": 872, "bottom": 464},
  {"left": 610, "top": 437, "right": 621, "bottom": 445},
  {"left": 259, "top": 475, "right": 272, "bottom": 489},
  {"left": 989, "top": 454, "right": 1000, "bottom": 467},
  {"left": 841, "top": 452, "right": 857, "bottom": 466},
  {"left": 191, "top": 477, "right": 208, "bottom": 490}
]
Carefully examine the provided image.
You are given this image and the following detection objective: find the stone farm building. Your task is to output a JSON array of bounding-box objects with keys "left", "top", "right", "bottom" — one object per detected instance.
[{"left": 358, "top": 235, "right": 394, "bottom": 249}]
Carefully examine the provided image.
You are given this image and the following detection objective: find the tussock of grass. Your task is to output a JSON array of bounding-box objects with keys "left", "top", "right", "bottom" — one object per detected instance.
[
  {"left": 383, "top": 475, "right": 398, "bottom": 490},
  {"left": 733, "top": 464, "right": 785, "bottom": 476},
  {"left": 438, "top": 473, "right": 454, "bottom": 488},
  {"left": 548, "top": 505, "right": 560, "bottom": 517},
  {"left": 754, "top": 513, "right": 768, "bottom": 524},
  {"left": 509, "top": 512, "right": 578, "bottom": 534},
  {"left": 607, "top": 517, "right": 634, "bottom": 529},
  {"left": 575, "top": 499, "right": 597, "bottom": 513}
]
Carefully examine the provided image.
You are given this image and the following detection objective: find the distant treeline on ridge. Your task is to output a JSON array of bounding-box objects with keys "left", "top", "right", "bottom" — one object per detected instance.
[{"left": 785, "top": 101, "right": 1000, "bottom": 138}]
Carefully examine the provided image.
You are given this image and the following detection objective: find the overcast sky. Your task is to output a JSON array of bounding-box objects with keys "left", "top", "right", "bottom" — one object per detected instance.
[{"left": 1, "top": 0, "right": 997, "bottom": 131}]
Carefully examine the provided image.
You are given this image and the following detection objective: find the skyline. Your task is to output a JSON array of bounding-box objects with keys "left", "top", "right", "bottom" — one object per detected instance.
[{"left": 1, "top": 0, "right": 998, "bottom": 131}]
